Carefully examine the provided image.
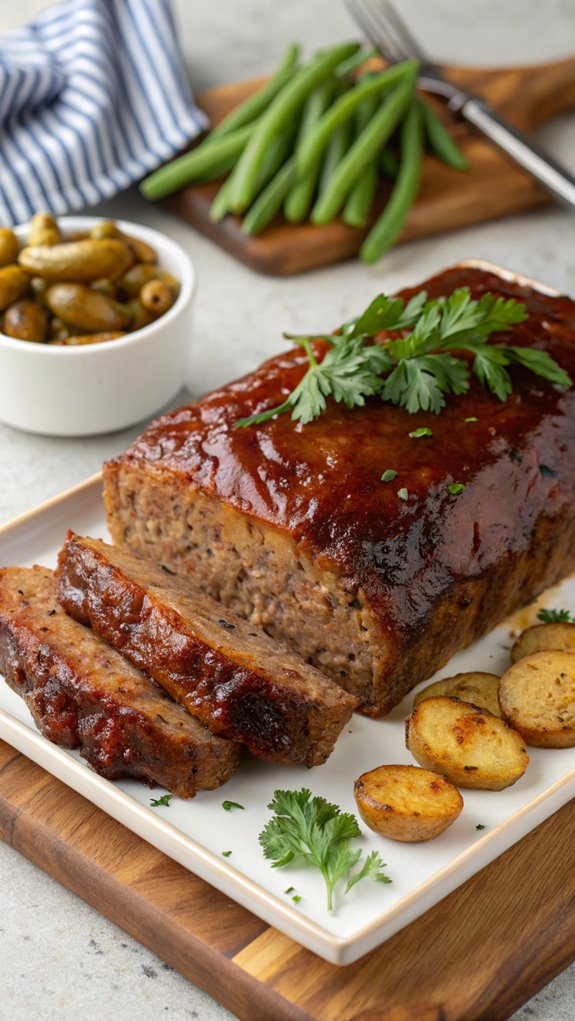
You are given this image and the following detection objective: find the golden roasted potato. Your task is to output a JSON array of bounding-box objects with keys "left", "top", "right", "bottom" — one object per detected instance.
[
  {"left": 406, "top": 696, "right": 529, "bottom": 790},
  {"left": 19, "top": 239, "right": 134, "bottom": 282},
  {"left": 45, "top": 283, "right": 131, "bottom": 332},
  {"left": 3, "top": 299, "right": 47, "bottom": 341},
  {"left": 499, "top": 651, "right": 575, "bottom": 747},
  {"left": 511, "top": 622, "right": 575, "bottom": 664},
  {"left": 354, "top": 764, "right": 463, "bottom": 842},
  {"left": 414, "top": 672, "right": 501, "bottom": 717}
]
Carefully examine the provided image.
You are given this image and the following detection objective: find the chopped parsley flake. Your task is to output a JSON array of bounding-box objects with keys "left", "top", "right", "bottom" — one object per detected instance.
[
  {"left": 448, "top": 483, "right": 466, "bottom": 495},
  {"left": 222, "top": 800, "right": 245, "bottom": 811},
  {"left": 381, "top": 469, "right": 398, "bottom": 482},
  {"left": 408, "top": 427, "right": 433, "bottom": 438},
  {"left": 150, "top": 794, "right": 173, "bottom": 807}
]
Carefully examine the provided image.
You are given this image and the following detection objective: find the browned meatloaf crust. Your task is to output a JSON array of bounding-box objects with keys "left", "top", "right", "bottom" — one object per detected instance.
[
  {"left": 0, "top": 566, "right": 241, "bottom": 796},
  {"left": 57, "top": 532, "right": 356, "bottom": 766},
  {"left": 103, "top": 265, "right": 575, "bottom": 716}
]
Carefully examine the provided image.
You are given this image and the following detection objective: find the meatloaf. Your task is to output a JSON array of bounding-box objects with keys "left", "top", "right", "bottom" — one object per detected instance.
[
  {"left": 0, "top": 566, "right": 241, "bottom": 796},
  {"left": 57, "top": 532, "right": 356, "bottom": 765},
  {"left": 103, "top": 265, "right": 575, "bottom": 716}
]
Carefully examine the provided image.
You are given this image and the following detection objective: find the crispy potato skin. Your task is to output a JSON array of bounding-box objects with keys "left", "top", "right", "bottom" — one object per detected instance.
[
  {"left": 499, "top": 651, "right": 575, "bottom": 747},
  {"left": 414, "top": 672, "right": 501, "bottom": 717},
  {"left": 354, "top": 763, "right": 463, "bottom": 842},
  {"left": 511, "top": 622, "right": 575, "bottom": 664},
  {"left": 406, "top": 696, "right": 529, "bottom": 790}
]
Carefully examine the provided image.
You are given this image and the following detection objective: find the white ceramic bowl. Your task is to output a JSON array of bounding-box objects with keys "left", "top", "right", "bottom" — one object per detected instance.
[{"left": 0, "top": 216, "right": 195, "bottom": 436}]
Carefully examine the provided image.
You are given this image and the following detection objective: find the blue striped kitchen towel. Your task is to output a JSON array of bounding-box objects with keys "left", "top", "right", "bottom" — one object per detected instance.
[{"left": 0, "top": 0, "right": 208, "bottom": 225}]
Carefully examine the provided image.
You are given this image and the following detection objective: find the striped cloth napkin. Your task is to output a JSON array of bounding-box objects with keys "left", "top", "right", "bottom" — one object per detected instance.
[{"left": 0, "top": 0, "right": 208, "bottom": 225}]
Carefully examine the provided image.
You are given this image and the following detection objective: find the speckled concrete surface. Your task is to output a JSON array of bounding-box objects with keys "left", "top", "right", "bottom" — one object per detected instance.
[{"left": 0, "top": 1, "right": 574, "bottom": 1019}]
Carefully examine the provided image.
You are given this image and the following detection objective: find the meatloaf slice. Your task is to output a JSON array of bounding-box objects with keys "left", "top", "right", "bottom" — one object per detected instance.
[
  {"left": 57, "top": 533, "right": 356, "bottom": 766},
  {"left": 103, "top": 265, "right": 575, "bottom": 716},
  {"left": 0, "top": 566, "right": 241, "bottom": 796}
]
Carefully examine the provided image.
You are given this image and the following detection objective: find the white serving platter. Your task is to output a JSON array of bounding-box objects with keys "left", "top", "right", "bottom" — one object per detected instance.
[{"left": 0, "top": 473, "right": 573, "bottom": 966}]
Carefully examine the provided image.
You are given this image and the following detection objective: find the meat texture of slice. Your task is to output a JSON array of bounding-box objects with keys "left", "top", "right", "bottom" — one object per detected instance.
[
  {"left": 57, "top": 533, "right": 357, "bottom": 766},
  {"left": 0, "top": 566, "right": 241, "bottom": 796},
  {"left": 102, "top": 265, "right": 575, "bottom": 716}
]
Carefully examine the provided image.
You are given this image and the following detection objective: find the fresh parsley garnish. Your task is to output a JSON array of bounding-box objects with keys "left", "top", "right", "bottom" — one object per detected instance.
[
  {"left": 476, "top": 824, "right": 487, "bottom": 831},
  {"left": 380, "top": 469, "right": 398, "bottom": 482},
  {"left": 397, "top": 487, "right": 409, "bottom": 501},
  {"left": 464, "top": 416, "right": 478, "bottom": 422},
  {"left": 292, "top": 894, "right": 302, "bottom": 905},
  {"left": 409, "top": 427, "right": 433, "bottom": 438},
  {"left": 150, "top": 794, "right": 173, "bottom": 807},
  {"left": 448, "top": 482, "right": 466, "bottom": 495},
  {"left": 536, "top": 608, "right": 573, "bottom": 623},
  {"left": 259, "top": 788, "right": 391, "bottom": 912},
  {"left": 222, "top": 800, "right": 245, "bottom": 811},
  {"left": 236, "top": 287, "right": 571, "bottom": 427},
  {"left": 222, "top": 850, "right": 232, "bottom": 857}
]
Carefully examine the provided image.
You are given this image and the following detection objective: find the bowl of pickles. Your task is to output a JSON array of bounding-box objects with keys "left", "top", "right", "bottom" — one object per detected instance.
[{"left": 0, "top": 214, "right": 195, "bottom": 436}]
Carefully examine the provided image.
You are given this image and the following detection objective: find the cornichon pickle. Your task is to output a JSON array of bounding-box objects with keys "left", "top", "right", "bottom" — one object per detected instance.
[
  {"left": 90, "top": 221, "right": 157, "bottom": 264},
  {"left": 0, "top": 265, "right": 30, "bottom": 311},
  {"left": 0, "top": 229, "right": 19, "bottom": 267},
  {"left": 28, "top": 213, "right": 61, "bottom": 247},
  {"left": 45, "top": 283, "right": 131, "bottom": 332},
  {"left": 18, "top": 239, "right": 134, "bottom": 282},
  {"left": 2, "top": 299, "right": 47, "bottom": 342},
  {"left": 140, "top": 279, "right": 176, "bottom": 315},
  {"left": 51, "top": 331, "right": 127, "bottom": 346},
  {"left": 118, "top": 263, "right": 179, "bottom": 299}
]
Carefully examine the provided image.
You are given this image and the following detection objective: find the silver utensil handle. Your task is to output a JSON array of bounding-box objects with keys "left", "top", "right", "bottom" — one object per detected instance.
[{"left": 461, "top": 97, "right": 575, "bottom": 210}]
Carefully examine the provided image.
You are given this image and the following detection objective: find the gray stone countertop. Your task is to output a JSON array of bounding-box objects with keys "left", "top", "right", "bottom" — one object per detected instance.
[{"left": 0, "top": 1, "right": 574, "bottom": 1019}]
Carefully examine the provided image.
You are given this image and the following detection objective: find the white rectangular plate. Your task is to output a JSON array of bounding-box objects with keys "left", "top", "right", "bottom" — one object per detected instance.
[{"left": 0, "top": 473, "right": 574, "bottom": 965}]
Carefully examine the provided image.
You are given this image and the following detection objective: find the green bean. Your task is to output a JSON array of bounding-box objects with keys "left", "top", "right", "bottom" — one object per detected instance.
[
  {"left": 342, "top": 92, "right": 379, "bottom": 227},
  {"left": 241, "top": 157, "right": 296, "bottom": 235},
  {"left": 335, "top": 47, "right": 377, "bottom": 77},
  {"left": 417, "top": 97, "right": 469, "bottom": 170},
  {"left": 140, "top": 123, "right": 255, "bottom": 200},
  {"left": 360, "top": 101, "right": 424, "bottom": 264},
  {"left": 311, "top": 70, "right": 417, "bottom": 225},
  {"left": 228, "top": 41, "right": 360, "bottom": 213},
  {"left": 317, "top": 115, "right": 352, "bottom": 200},
  {"left": 211, "top": 125, "right": 294, "bottom": 222},
  {"left": 284, "top": 79, "right": 334, "bottom": 223},
  {"left": 297, "top": 59, "right": 419, "bottom": 179},
  {"left": 210, "top": 44, "right": 300, "bottom": 139}
]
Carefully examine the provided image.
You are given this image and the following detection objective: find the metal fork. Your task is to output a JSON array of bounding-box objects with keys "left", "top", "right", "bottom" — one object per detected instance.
[{"left": 347, "top": 0, "right": 575, "bottom": 209}]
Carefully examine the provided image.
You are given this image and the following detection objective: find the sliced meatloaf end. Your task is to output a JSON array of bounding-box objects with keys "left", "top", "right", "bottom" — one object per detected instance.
[
  {"left": 0, "top": 566, "right": 241, "bottom": 796},
  {"left": 57, "top": 533, "right": 357, "bottom": 766},
  {"left": 103, "top": 265, "right": 575, "bottom": 716}
]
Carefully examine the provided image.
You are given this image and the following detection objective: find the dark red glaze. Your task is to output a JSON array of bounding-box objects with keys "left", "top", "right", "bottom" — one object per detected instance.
[{"left": 117, "top": 267, "right": 575, "bottom": 638}]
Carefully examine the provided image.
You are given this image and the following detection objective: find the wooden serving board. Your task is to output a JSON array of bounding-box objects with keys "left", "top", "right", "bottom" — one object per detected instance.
[
  {"left": 163, "top": 56, "right": 575, "bottom": 275},
  {"left": 1, "top": 738, "right": 573, "bottom": 1021}
]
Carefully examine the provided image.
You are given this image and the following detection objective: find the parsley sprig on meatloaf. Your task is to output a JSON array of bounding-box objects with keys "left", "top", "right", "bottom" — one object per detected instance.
[{"left": 236, "top": 287, "right": 571, "bottom": 426}]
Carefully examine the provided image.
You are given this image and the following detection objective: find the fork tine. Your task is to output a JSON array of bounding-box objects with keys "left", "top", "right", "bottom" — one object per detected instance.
[
  {"left": 345, "top": 0, "right": 407, "bottom": 65},
  {"left": 378, "top": 0, "right": 429, "bottom": 62}
]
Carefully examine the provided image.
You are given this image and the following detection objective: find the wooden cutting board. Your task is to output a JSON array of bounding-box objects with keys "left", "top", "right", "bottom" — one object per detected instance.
[
  {"left": 1, "top": 738, "right": 573, "bottom": 1021},
  {"left": 163, "top": 56, "right": 575, "bottom": 275}
]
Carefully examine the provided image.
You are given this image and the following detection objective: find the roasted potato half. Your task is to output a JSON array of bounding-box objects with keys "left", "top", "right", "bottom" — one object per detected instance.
[
  {"left": 406, "top": 696, "right": 529, "bottom": 790},
  {"left": 510, "top": 622, "right": 575, "bottom": 664},
  {"left": 414, "top": 672, "right": 501, "bottom": 717},
  {"left": 499, "top": 651, "right": 575, "bottom": 747},
  {"left": 354, "top": 764, "right": 463, "bottom": 842}
]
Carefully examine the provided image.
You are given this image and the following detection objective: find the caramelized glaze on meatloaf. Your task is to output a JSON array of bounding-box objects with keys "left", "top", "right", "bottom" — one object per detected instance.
[
  {"left": 0, "top": 566, "right": 240, "bottom": 795},
  {"left": 57, "top": 533, "right": 356, "bottom": 765},
  {"left": 103, "top": 266, "right": 575, "bottom": 716}
]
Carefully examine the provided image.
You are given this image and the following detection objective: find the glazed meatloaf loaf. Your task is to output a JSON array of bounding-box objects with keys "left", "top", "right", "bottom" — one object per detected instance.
[
  {"left": 57, "top": 532, "right": 356, "bottom": 765},
  {"left": 103, "top": 265, "right": 575, "bottom": 716},
  {"left": 0, "top": 566, "right": 240, "bottom": 796}
]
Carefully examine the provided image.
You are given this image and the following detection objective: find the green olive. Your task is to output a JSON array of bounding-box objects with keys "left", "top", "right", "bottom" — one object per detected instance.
[
  {"left": 140, "top": 279, "right": 176, "bottom": 316},
  {"left": 0, "top": 229, "right": 19, "bottom": 267},
  {"left": 2, "top": 299, "right": 47, "bottom": 341},
  {"left": 19, "top": 239, "right": 134, "bottom": 282},
  {"left": 0, "top": 265, "right": 31, "bottom": 311},
  {"left": 118, "top": 263, "right": 179, "bottom": 299},
  {"left": 45, "top": 283, "right": 131, "bottom": 332}
]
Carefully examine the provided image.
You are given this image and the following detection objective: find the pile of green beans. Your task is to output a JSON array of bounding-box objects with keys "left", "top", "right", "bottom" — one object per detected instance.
[{"left": 140, "top": 42, "right": 469, "bottom": 265}]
